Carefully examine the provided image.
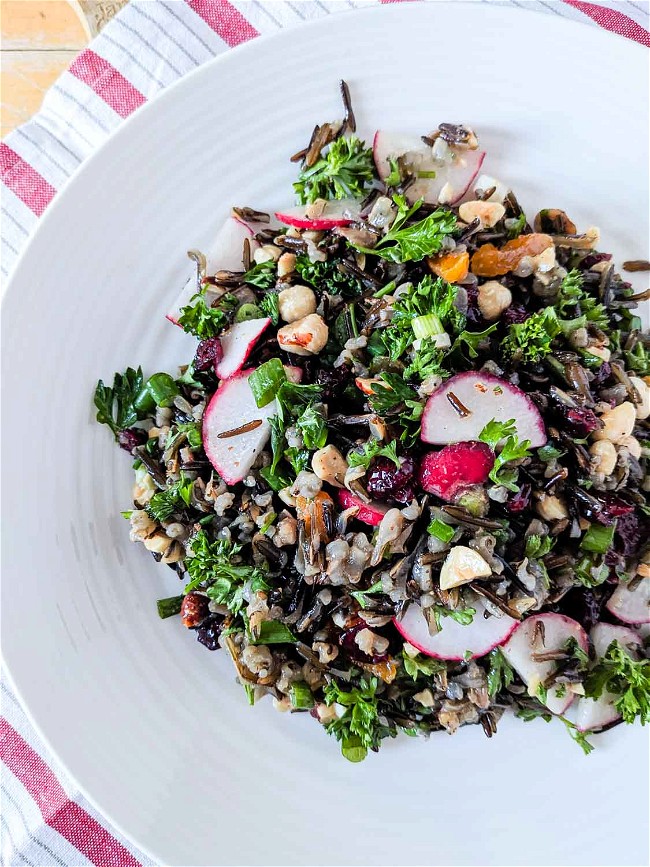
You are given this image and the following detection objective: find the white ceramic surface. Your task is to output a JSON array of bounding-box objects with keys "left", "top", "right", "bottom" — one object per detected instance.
[{"left": 2, "top": 4, "right": 649, "bottom": 865}]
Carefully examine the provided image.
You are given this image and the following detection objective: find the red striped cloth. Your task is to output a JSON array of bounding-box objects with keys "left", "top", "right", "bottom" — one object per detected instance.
[{"left": 1, "top": 1, "right": 648, "bottom": 863}]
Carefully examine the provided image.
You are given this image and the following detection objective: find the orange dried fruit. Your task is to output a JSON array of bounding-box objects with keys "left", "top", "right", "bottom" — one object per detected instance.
[
  {"left": 427, "top": 250, "right": 470, "bottom": 283},
  {"left": 470, "top": 233, "right": 553, "bottom": 277}
]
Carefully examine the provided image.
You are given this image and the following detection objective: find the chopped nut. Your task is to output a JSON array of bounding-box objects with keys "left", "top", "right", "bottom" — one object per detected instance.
[
  {"left": 589, "top": 440, "right": 617, "bottom": 476},
  {"left": 439, "top": 546, "right": 491, "bottom": 591},
  {"left": 313, "top": 641, "right": 339, "bottom": 664},
  {"left": 535, "top": 493, "right": 569, "bottom": 522},
  {"left": 593, "top": 401, "right": 636, "bottom": 445},
  {"left": 278, "top": 284, "right": 317, "bottom": 323},
  {"left": 630, "top": 376, "right": 650, "bottom": 420},
  {"left": 181, "top": 592, "right": 209, "bottom": 628},
  {"left": 311, "top": 444, "right": 348, "bottom": 488},
  {"left": 437, "top": 182, "right": 455, "bottom": 204},
  {"left": 458, "top": 200, "right": 506, "bottom": 229},
  {"left": 477, "top": 280, "right": 512, "bottom": 321},
  {"left": 354, "top": 628, "right": 390, "bottom": 657},
  {"left": 588, "top": 345, "right": 611, "bottom": 363},
  {"left": 277, "top": 313, "right": 328, "bottom": 355},
  {"left": 619, "top": 435, "right": 642, "bottom": 460},
  {"left": 277, "top": 252, "right": 297, "bottom": 278},
  {"left": 414, "top": 688, "right": 435, "bottom": 707}
]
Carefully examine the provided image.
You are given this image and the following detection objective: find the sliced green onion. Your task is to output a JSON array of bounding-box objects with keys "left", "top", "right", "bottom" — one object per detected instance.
[
  {"left": 341, "top": 735, "right": 367, "bottom": 763},
  {"left": 259, "top": 512, "right": 277, "bottom": 535},
  {"left": 244, "top": 683, "right": 256, "bottom": 706},
  {"left": 581, "top": 521, "right": 616, "bottom": 554},
  {"left": 235, "top": 303, "right": 265, "bottom": 323},
  {"left": 250, "top": 621, "right": 296, "bottom": 645},
  {"left": 248, "top": 358, "right": 287, "bottom": 408},
  {"left": 135, "top": 372, "right": 179, "bottom": 411},
  {"left": 290, "top": 681, "right": 315, "bottom": 710},
  {"left": 373, "top": 280, "right": 396, "bottom": 299},
  {"left": 412, "top": 312, "right": 445, "bottom": 340},
  {"left": 427, "top": 518, "right": 455, "bottom": 543},
  {"left": 156, "top": 595, "right": 184, "bottom": 619},
  {"left": 416, "top": 170, "right": 437, "bottom": 179}
]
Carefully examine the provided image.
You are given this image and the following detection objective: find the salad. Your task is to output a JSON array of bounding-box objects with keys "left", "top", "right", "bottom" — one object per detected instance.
[{"left": 95, "top": 83, "right": 650, "bottom": 762}]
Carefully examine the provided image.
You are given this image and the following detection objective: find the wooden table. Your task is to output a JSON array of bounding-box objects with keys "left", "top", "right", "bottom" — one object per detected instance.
[{"left": 1, "top": 0, "right": 127, "bottom": 138}]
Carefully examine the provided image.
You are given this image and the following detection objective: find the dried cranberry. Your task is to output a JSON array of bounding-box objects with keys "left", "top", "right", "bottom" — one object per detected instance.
[
  {"left": 599, "top": 494, "right": 635, "bottom": 525},
  {"left": 118, "top": 427, "right": 147, "bottom": 453},
  {"left": 464, "top": 284, "right": 483, "bottom": 326},
  {"left": 507, "top": 483, "right": 531, "bottom": 513},
  {"left": 591, "top": 361, "right": 612, "bottom": 388},
  {"left": 503, "top": 304, "right": 529, "bottom": 326},
  {"left": 316, "top": 363, "right": 352, "bottom": 400},
  {"left": 366, "top": 455, "right": 417, "bottom": 504},
  {"left": 194, "top": 337, "right": 223, "bottom": 372},
  {"left": 556, "top": 405, "right": 602, "bottom": 437},
  {"left": 578, "top": 252, "right": 611, "bottom": 270},
  {"left": 613, "top": 511, "right": 641, "bottom": 557},
  {"left": 195, "top": 614, "right": 223, "bottom": 651}
]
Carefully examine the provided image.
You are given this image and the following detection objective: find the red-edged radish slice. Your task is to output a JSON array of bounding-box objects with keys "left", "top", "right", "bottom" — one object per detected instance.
[
  {"left": 418, "top": 442, "right": 494, "bottom": 501},
  {"left": 167, "top": 217, "right": 258, "bottom": 326},
  {"left": 203, "top": 370, "right": 276, "bottom": 485},
  {"left": 215, "top": 318, "right": 270, "bottom": 381},
  {"left": 337, "top": 489, "right": 389, "bottom": 527},
  {"left": 394, "top": 594, "right": 517, "bottom": 661},
  {"left": 473, "top": 173, "right": 509, "bottom": 204},
  {"left": 501, "top": 614, "right": 588, "bottom": 715},
  {"left": 421, "top": 371, "right": 546, "bottom": 448},
  {"left": 275, "top": 199, "right": 361, "bottom": 230},
  {"left": 373, "top": 130, "right": 485, "bottom": 206},
  {"left": 575, "top": 623, "right": 642, "bottom": 732},
  {"left": 605, "top": 577, "right": 650, "bottom": 624}
]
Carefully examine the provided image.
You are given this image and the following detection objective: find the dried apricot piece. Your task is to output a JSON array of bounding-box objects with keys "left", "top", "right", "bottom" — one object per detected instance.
[
  {"left": 427, "top": 250, "right": 470, "bottom": 283},
  {"left": 470, "top": 233, "right": 553, "bottom": 277}
]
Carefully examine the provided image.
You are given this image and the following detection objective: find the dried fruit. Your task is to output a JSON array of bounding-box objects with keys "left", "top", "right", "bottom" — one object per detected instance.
[
  {"left": 194, "top": 337, "right": 223, "bottom": 372},
  {"left": 366, "top": 455, "right": 417, "bottom": 504},
  {"left": 533, "top": 209, "right": 576, "bottom": 235},
  {"left": 118, "top": 427, "right": 147, "bottom": 453},
  {"left": 470, "top": 233, "right": 553, "bottom": 277},
  {"left": 427, "top": 250, "right": 470, "bottom": 283}
]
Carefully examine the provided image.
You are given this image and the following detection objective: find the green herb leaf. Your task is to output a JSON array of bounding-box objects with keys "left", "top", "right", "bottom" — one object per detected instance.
[
  {"left": 175, "top": 421, "right": 203, "bottom": 449},
  {"left": 478, "top": 418, "right": 531, "bottom": 492},
  {"left": 451, "top": 324, "right": 498, "bottom": 359},
  {"left": 525, "top": 534, "right": 555, "bottom": 559},
  {"left": 146, "top": 475, "right": 194, "bottom": 521},
  {"left": 555, "top": 269, "right": 609, "bottom": 330},
  {"left": 348, "top": 439, "right": 400, "bottom": 471},
  {"left": 94, "top": 367, "right": 145, "bottom": 436},
  {"left": 506, "top": 213, "right": 527, "bottom": 240},
  {"left": 295, "top": 255, "right": 362, "bottom": 298},
  {"left": 243, "top": 260, "right": 276, "bottom": 290},
  {"left": 487, "top": 648, "right": 515, "bottom": 698},
  {"left": 248, "top": 358, "right": 287, "bottom": 408},
  {"left": 294, "top": 135, "right": 375, "bottom": 204},
  {"left": 584, "top": 640, "right": 650, "bottom": 724},
  {"left": 432, "top": 605, "right": 476, "bottom": 630},
  {"left": 178, "top": 290, "right": 237, "bottom": 339},
  {"left": 259, "top": 292, "right": 280, "bottom": 325},
  {"left": 349, "top": 579, "right": 384, "bottom": 609},
  {"left": 402, "top": 651, "right": 445, "bottom": 682},
  {"left": 290, "top": 681, "right": 315, "bottom": 710},
  {"left": 502, "top": 307, "right": 560, "bottom": 363},
  {"left": 324, "top": 677, "right": 383, "bottom": 762},
  {"left": 250, "top": 621, "right": 296, "bottom": 645},
  {"left": 349, "top": 196, "right": 457, "bottom": 263}
]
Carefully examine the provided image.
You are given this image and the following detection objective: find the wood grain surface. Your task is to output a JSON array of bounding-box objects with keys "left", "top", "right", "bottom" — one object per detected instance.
[{"left": 1, "top": 0, "right": 127, "bottom": 138}]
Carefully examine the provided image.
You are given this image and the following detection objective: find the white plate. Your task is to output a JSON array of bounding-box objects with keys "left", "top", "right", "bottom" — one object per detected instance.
[{"left": 2, "top": 4, "right": 649, "bottom": 865}]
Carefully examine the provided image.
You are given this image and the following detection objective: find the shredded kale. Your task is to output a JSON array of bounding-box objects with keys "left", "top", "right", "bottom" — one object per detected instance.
[
  {"left": 295, "top": 255, "right": 362, "bottom": 298},
  {"left": 259, "top": 292, "right": 280, "bottom": 325},
  {"left": 502, "top": 307, "right": 560, "bottom": 363},
  {"left": 294, "top": 135, "right": 375, "bottom": 204}
]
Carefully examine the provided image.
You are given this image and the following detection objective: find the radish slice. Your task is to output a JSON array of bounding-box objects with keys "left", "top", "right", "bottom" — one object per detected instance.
[
  {"left": 203, "top": 370, "right": 276, "bottom": 485},
  {"left": 605, "top": 577, "right": 650, "bottom": 624},
  {"left": 394, "top": 594, "right": 517, "bottom": 661},
  {"left": 421, "top": 371, "right": 546, "bottom": 448},
  {"left": 215, "top": 318, "right": 270, "bottom": 381},
  {"left": 501, "top": 614, "right": 588, "bottom": 715},
  {"left": 166, "top": 217, "right": 257, "bottom": 326},
  {"left": 275, "top": 199, "right": 361, "bottom": 230},
  {"left": 337, "top": 490, "right": 388, "bottom": 526},
  {"left": 575, "top": 623, "right": 642, "bottom": 732},
  {"left": 473, "top": 174, "right": 509, "bottom": 204},
  {"left": 373, "top": 130, "right": 485, "bottom": 206}
]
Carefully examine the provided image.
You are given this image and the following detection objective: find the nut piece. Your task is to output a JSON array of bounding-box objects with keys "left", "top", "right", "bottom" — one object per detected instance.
[
  {"left": 535, "top": 493, "right": 569, "bottom": 522},
  {"left": 181, "top": 592, "right": 209, "bottom": 628},
  {"left": 278, "top": 284, "right": 317, "bottom": 323},
  {"left": 277, "top": 252, "right": 297, "bottom": 279},
  {"left": 355, "top": 628, "right": 390, "bottom": 657},
  {"left": 593, "top": 401, "right": 636, "bottom": 445},
  {"left": 619, "top": 435, "right": 642, "bottom": 460},
  {"left": 587, "top": 345, "right": 611, "bottom": 363},
  {"left": 413, "top": 688, "right": 435, "bottom": 707},
  {"left": 439, "top": 545, "right": 491, "bottom": 591},
  {"left": 477, "top": 280, "right": 513, "bottom": 321},
  {"left": 311, "top": 444, "right": 348, "bottom": 488},
  {"left": 458, "top": 200, "right": 506, "bottom": 229},
  {"left": 277, "top": 313, "right": 328, "bottom": 355},
  {"left": 630, "top": 376, "right": 650, "bottom": 420},
  {"left": 589, "top": 440, "right": 617, "bottom": 476}
]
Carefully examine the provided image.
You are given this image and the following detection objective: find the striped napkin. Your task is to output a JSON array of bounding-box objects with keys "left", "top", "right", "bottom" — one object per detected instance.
[{"left": 1, "top": 2, "right": 648, "bottom": 865}]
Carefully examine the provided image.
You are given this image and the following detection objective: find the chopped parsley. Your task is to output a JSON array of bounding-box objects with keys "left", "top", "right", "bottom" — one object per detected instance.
[
  {"left": 585, "top": 640, "right": 650, "bottom": 725},
  {"left": 259, "top": 292, "right": 280, "bottom": 325},
  {"left": 94, "top": 366, "right": 145, "bottom": 436},
  {"left": 556, "top": 269, "right": 609, "bottom": 330},
  {"left": 349, "top": 195, "right": 457, "bottom": 264},
  {"left": 178, "top": 290, "right": 237, "bottom": 339},
  {"left": 487, "top": 648, "right": 515, "bottom": 698},
  {"left": 402, "top": 651, "right": 445, "bottom": 682},
  {"left": 294, "top": 135, "right": 375, "bottom": 204},
  {"left": 502, "top": 307, "right": 560, "bottom": 363},
  {"left": 348, "top": 439, "right": 400, "bottom": 470},
  {"left": 323, "top": 677, "right": 384, "bottom": 762},
  {"left": 243, "top": 260, "right": 276, "bottom": 290},
  {"left": 478, "top": 419, "right": 532, "bottom": 491},
  {"left": 146, "top": 475, "right": 194, "bottom": 521}
]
